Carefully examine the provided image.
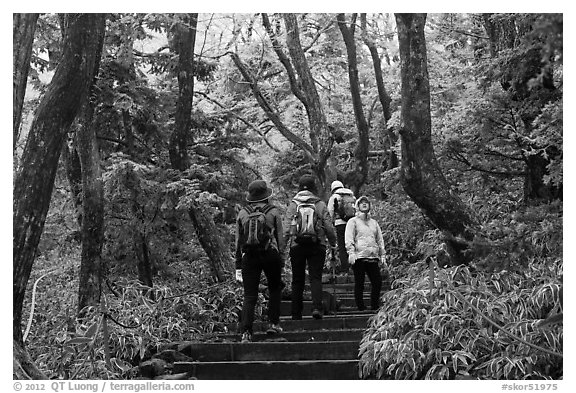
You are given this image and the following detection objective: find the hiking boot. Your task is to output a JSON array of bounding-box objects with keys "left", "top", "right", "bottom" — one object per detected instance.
[
  {"left": 241, "top": 331, "right": 252, "bottom": 343},
  {"left": 266, "top": 323, "right": 283, "bottom": 335},
  {"left": 312, "top": 309, "right": 323, "bottom": 320}
]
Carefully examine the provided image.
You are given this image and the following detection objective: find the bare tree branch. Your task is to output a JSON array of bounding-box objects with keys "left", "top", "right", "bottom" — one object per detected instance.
[{"left": 227, "top": 51, "right": 317, "bottom": 160}]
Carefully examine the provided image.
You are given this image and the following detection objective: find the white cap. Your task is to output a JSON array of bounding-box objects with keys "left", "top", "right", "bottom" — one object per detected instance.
[{"left": 331, "top": 180, "right": 344, "bottom": 193}]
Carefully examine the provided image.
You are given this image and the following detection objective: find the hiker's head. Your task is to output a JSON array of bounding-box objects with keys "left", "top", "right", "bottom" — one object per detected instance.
[
  {"left": 246, "top": 179, "right": 273, "bottom": 202},
  {"left": 298, "top": 174, "right": 318, "bottom": 193},
  {"left": 330, "top": 180, "right": 344, "bottom": 193},
  {"left": 356, "top": 196, "right": 371, "bottom": 213}
]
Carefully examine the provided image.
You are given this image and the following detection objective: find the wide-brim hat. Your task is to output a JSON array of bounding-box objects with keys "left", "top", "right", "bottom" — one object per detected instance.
[{"left": 246, "top": 179, "right": 273, "bottom": 202}]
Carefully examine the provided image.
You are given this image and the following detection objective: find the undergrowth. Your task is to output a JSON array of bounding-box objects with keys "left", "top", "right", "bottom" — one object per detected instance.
[
  {"left": 23, "top": 244, "right": 255, "bottom": 379},
  {"left": 358, "top": 260, "right": 562, "bottom": 380}
]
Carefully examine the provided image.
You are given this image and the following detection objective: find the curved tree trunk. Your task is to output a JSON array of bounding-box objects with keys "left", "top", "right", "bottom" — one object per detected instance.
[
  {"left": 395, "top": 13, "right": 477, "bottom": 265},
  {"left": 188, "top": 204, "right": 229, "bottom": 282},
  {"left": 13, "top": 13, "right": 106, "bottom": 377},
  {"left": 13, "top": 13, "right": 39, "bottom": 150},
  {"left": 13, "top": 339, "right": 47, "bottom": 380},
  {"left": 337, "top": 13, "right": 370, "bottom": 196}
]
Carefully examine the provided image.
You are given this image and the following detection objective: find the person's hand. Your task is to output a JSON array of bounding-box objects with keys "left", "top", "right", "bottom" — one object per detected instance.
[
  {"left": 348, "top": 252, "right": 357, "bottom": 266},
  {"left": 235, "top": 269, "right": 243, "bottom": 283},
  {"left": 380, "top": 255, "right": 389, "bottom": 271}
]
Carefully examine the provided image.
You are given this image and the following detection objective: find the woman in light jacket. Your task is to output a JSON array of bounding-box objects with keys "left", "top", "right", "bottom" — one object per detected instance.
[{"left": 344, "top": 196, "right": 387, "bottom": 311}]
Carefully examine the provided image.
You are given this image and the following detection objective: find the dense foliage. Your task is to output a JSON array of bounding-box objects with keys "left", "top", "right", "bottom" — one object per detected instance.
[{"left": 16, "top": 12, "right": 562, "bottom": 380}]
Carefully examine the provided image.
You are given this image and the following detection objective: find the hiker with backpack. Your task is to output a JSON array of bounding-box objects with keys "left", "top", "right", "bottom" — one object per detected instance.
[
  {"left": 327, "top": 180, "right": 356, "bottom": 273},
  {"left": 234, "top": 180, "right": 285, "bottom": 342},
  {"left": 345, "top": 196, "right": 388, "bottom": 311},
  {"left": 284, "top": 174, "right": 337, "bottom": 320}
]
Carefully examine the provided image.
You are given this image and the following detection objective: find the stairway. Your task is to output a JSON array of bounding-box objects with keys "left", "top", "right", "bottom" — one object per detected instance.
[{"left": 172, "top": 275, "right": 376, "bottom": 380}]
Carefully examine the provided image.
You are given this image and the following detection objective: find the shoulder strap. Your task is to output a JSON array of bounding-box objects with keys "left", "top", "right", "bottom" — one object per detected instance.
[
  {"left": 244, "top": 204, "right": 254, "bottom": 214},
  {"left": 261, "top": 204, "right": 275, "bottom": 214}
]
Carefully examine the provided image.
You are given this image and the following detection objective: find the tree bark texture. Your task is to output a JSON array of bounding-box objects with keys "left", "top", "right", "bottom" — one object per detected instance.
[
  {"left": 13, "top": 339, "right": 47, "bottom": 380},
  {"left": 13, "top": 13, "right": 39, "bottom": 150},
  {"left": 62, "top": 138, "right": 83, "bottom": 227},
  {"left": 77, "top": 89, "right": 106, "bottom": 313},
  {"left": 337, "top": 13, "right": 370, "bottom": 195},
  {"left": 166, "top": 14, "right": 229, "bottom": 282},
  {"left": 360, "top": 13, "right": 397, "bottom": 171},
  {"left": 169, "top": 13, "right": 198, "bottom": 171},
  {"left": 123, "top": 166, "right": 154, "bottom": 289},
  {"left": 188, "top": 203, "right": 229, "bottom": 282},
  {"left": 283, "top": 14, "right": 333, "bottom": 187},
  {"left": 395, "top": 13, "right": 477, "bottom": 264},
  {"left": 13, "top": 14, "right": 106, "bottom": 344}
]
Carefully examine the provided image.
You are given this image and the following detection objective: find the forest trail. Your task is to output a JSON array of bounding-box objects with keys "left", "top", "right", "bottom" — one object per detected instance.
[{"left": 172, "top": 276, "right": 376, "bottom": 379}]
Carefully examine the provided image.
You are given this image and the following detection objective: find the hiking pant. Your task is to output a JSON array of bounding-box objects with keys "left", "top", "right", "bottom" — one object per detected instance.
[
  {"left": 335, "top": 224, "right": 349, "bottom": 273},
  {"left": 290, "top": 244, "right": 326, "bottom": 318},
  {"left": 241, "top": 248, "right": 283, "bottom": 333},
  {"left": 352, "top": 258, "right": 382, "bottom": 310}
]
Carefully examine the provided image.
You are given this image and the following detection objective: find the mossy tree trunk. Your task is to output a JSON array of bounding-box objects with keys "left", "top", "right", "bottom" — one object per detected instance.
[
  {"left": 13, "top": 13, "right": 106, "bottom": 376},
  {"left": 395, "top": 13, "right": 477, "bottom": 265}
]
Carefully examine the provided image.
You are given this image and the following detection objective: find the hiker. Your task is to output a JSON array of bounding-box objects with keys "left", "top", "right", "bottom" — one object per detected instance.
[
  {"left": 235, "top": 180, "right": 285, "bottom": 342},
  {"left": 344, "top": 196, "right": 387, "bottom": 311},
  {"left": 285, "top": 174, "right": 337, "bottom": 320},
  {"left": 327, "top": 180, "right": 356, "bottom": 273}
]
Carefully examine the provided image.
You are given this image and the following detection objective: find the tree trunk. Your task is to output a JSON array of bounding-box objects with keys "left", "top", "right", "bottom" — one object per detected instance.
[
  {"left": 62, "top": 137, "right": 83, "bottom": 227},
  {"left": 395, "top": 13, "right": 477, "bottom": 265},
  {"left": 188, "top": 203, "right": 229, "bottom": 282},
  {"left": 13, "top": 13, "right": 39, "bottom": 150},
  {"left": 13, "top": 14, "right": 106, "bottom": 379},
  {"left": 13, "top": 339, "right": 47, "bottom": 380},
  {"left": 360, "top": 13, "right": 397, "bottom": 171},
  {"left": 77, "top": 74, "right": 106, "bottom": 314},
  {"left": 168, "top": 14, "right": 229, "bottom": 282},
  {"left": 169, "top": 13, "right": 198, "bottom": 171},
  {"left": 123, "top": 166, "right": 154, "bottom": 289},
  {"left": 481, "top": 13, "right": 561, "bottom": 202},
  {"left": 337, "top": 13, "right": 370, "bottom": 195},
  {"left": 283, "top": 14, "right": 333, "bottom": 188}
]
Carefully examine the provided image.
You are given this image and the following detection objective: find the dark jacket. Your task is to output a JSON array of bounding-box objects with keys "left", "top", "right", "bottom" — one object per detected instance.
[
  {"left": 235, "top": 201, "right": 285, "bottom": 269},
  {"left": 283, "top": 191, "right": 337, "bottom": 249}
]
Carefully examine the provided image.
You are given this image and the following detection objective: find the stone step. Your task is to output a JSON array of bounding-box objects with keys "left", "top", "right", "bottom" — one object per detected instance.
[
  {"left": 307, "top": 281, "right": 369, "bottom": 290},
  {"left": 280, "top": 308, "right": 375, "bottom": 319},
  {"left": 173, "top": 359, "right": 359, "bottom": 380},
  {"left": 218, "top": 328, "right": 365, "bottom": 343},
  {"left": 280, "top": 298, "right": 359, "bottom": 315},
  {"left": 228, "top": 314, "right": 373, "bottom": 333},
  {"left": 177, "top": 340, "right": 360, "bottom": 362}
]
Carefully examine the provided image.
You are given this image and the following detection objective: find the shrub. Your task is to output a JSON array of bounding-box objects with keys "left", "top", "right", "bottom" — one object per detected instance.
[{"left": 358, "top": 261, "right": 562, "bottom": 380}]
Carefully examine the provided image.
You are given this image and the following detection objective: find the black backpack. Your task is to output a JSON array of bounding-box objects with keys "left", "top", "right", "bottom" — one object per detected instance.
[
  {"left": 242, "top": 204, "right": 275, "bottom": 251},
  {"left": 334, "top": 190, "right": 356, "bottom": 221}
]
